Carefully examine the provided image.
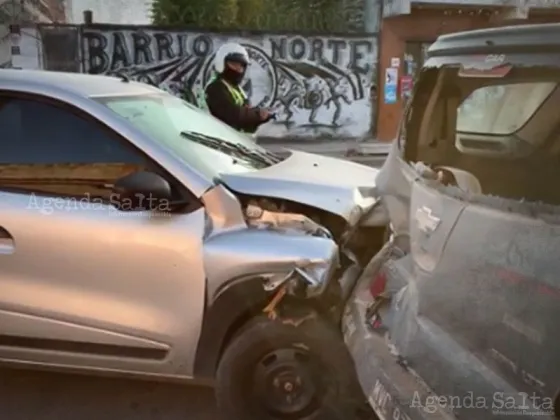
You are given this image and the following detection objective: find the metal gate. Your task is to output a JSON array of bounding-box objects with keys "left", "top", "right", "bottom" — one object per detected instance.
[{"left": 38, "top": 24, "right": 80, "bottom": 72}]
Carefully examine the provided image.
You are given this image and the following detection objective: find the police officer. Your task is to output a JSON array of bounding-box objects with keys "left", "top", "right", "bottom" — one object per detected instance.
[{"left": 204, "top": 43, "right": 272, "bottom": 133}]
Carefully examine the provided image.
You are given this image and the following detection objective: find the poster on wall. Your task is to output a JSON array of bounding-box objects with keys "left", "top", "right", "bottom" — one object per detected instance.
[
  {"left": 400, "top": 75, "right": 413, "bottom": 100},
  {"left": 384, "top": 67, "right": 398, "bottom": 104}
]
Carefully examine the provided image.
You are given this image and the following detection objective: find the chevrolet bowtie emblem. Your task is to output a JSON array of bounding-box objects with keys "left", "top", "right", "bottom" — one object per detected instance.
[{"left": 415, "top": 206, "right": 440, "bottom": 234}]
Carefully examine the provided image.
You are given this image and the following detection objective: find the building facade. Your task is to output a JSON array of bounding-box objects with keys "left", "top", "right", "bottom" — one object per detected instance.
[
  {"left": 376, "top": 0, "right": 560, "bottom": 141},
  {"left": 0, "top": 0, "right": 66, "bottom": 67},
  {"left": 5, "top": 0, "right": 560, "bottom": 143}
]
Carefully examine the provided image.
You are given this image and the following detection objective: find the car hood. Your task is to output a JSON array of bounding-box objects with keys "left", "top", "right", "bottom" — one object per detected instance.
[{"left": 219, "top": 149, "right": 380, "bottom": 223}]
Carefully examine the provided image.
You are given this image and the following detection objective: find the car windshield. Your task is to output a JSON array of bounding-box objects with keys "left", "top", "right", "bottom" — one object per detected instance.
[{"left": 94, "top": 93, "right": 281, "bottom": 180}]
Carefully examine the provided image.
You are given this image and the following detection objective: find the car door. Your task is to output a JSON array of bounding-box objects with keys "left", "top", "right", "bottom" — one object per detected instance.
[{"left": 0, "top": 94, "right": 207, "bottom": 378}]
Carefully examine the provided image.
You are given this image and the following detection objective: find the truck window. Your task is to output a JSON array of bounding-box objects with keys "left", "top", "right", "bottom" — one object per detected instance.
[{"left": 457, "top": 82, "right": 556, "bottom": 136}]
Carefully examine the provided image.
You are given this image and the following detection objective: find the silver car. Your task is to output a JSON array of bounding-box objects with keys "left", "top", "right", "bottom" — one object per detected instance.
[{"left": 0, "top": 69, "right": 385, "bottom": 420}]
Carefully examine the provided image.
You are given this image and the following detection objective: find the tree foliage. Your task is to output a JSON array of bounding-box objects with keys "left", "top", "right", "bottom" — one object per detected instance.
[{"left": 151, "top": 0, "right": 355, "bottom": 31}]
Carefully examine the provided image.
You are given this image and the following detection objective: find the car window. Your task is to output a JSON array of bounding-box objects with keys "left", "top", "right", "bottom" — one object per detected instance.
[
  {"left": 0, "top": 97, "right": 143, "bottom": 164},
  {"left": 0, "top": 96, "right": 146, "bottom": 198},
  {"left": 413, "top": 64, "right": 560, "bottom": 203},
  {"left": 457, "top": 82, "right": 556, "bottom": 135}
]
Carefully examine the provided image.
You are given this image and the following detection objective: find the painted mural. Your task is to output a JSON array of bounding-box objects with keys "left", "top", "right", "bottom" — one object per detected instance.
[{"left": 81, "top": 28, "right": 377, "bottom": 140}]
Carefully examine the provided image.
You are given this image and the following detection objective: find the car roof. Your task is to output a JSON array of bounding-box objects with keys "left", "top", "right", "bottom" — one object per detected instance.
[
  {"left": 428, "top": 23, "right": 560, "bottom": 58},
  {"left": 0, "top": 69, "right": 160, "bottom": 98}
]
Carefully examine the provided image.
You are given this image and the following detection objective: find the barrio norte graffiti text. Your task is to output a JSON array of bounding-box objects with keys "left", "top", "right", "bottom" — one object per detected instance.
[
  {"left": 83, "top": 31, "right": 372, "bottom": 74},
  {"left": 82, "top": 28, "right": 377, "bottom": 139}
]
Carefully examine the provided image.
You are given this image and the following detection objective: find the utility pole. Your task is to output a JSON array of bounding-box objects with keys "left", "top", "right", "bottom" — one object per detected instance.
[
  {"left": 65, "top": 0, "right": 73, "bottom": 22},
  {"left": 363, "top": 0, "right": 381, "bottom": 32},
  {"left": 5, "top": 0, "right": 23, "bottom": 68}
]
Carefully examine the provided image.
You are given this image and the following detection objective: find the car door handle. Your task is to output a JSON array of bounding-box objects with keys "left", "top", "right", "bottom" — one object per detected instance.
[{"left": 0, "top": 227, "right": 15, "bottom": 254}]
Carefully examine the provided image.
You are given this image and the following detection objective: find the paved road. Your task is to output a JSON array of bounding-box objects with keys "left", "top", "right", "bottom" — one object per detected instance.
[
  {"left": 263, "top": 142, "right": 390, "bottom": 168},
  {"left": 266, "top": 140, "right": 390, "bottom": 169},
  {"left": 1, "top": 367, "right": 218, "bottom": 420},
  {"left": 349, "top": 155, "right": 387, "bottom": 168}
]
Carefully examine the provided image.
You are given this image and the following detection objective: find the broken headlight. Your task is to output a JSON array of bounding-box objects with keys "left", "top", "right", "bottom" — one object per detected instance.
[{"left": 261, "top": 255, "right": 339, "bottom": 298}]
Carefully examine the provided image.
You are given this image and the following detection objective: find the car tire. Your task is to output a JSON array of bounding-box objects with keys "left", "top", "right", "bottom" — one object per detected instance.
[{"left": 215, "top": 314, "right": 364, "bottom": 420}]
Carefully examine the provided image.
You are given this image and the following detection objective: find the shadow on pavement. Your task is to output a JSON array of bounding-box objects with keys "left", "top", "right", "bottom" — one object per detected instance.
[{"left": 0, "top": 368, "right": 218, "bottom": 420}]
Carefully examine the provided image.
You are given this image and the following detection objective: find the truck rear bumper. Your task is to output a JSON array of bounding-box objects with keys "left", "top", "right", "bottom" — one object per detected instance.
[{"left": 342, "top": 276, "right": 457, "bottom": 420}]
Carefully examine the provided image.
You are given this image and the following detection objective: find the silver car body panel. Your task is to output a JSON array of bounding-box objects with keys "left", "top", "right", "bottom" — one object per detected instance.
[
  {"left": 220, "top": 150, "right": 381, "bottom": 225},
  {"left": 204, "top": 226, "right": 339, "bottom": 302},
  {"left": 0, "top": 191, "right": 207, "bottom": 378},
  {"left": 202, "top": 184, "right": 339, "bottom": 302}
]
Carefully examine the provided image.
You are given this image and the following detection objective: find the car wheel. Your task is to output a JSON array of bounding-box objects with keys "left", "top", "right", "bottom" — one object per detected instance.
[{"left": 215, "top": 314, "right": 363, "bottom": 420}]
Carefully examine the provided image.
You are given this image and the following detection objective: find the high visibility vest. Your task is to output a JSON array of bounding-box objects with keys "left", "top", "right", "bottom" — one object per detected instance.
[
  {"left": 197, "top": 76, "right": 249, "bottom": 132},
  {"left": 197, "top": 77, "right": 247, "bottom": 108},
  {"left": 221, "top": 79, "right": 247, "bottom": 106}
]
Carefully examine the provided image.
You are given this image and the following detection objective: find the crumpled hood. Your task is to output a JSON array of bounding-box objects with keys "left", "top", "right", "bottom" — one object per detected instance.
[{"left": 219, "top": 149, "right": 380, "bottom": 223}]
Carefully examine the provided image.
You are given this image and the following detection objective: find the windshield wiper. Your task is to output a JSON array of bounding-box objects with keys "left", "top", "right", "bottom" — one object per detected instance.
[{"left": 180, "top": 131, "right": 279, "bottom": 166}]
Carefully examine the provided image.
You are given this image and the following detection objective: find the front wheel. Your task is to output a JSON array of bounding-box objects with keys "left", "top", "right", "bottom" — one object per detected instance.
[{"left": 215, "top": 315, "right": 364, "bottom": 420}]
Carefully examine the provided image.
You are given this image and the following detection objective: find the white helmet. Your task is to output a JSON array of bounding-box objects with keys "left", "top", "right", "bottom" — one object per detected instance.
[{"left": 213, "top": 43, "right": 250, "bottom": 74}]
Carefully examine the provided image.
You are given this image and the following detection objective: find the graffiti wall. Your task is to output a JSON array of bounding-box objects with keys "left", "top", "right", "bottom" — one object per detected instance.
[{"left": 81, "top": 27, "right": 377, "bottom": 140}]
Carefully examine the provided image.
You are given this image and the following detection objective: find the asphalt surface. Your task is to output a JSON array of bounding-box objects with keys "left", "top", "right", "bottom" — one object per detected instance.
[
  {"left": 0, "top": 152, "right": 387, "bottom": 420},
  {"left": 348, "top": 155, "right": 387, "bottom": 168},
  {"left": 1, "top": 367, "right": 218, "bottom": 420},
  {"left": 266, "top": 140, "right": 389, "bottom": 169}
]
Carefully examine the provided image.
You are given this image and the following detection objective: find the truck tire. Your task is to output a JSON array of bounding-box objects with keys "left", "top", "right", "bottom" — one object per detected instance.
[{"left": 215, "top": 314, "right": 363, "bottom": 420}]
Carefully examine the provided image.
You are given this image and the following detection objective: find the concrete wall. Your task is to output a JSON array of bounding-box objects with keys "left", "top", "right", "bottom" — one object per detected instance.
[
  {"left": 1, "top": 25, "right": 43, "bottom": 69},
  {"left": 376, "top": 9, "right": 491, "bottom": 141},
  {"left": 0, "top": 25, "right": 10, "bottom": 68},
  {"left": 81, "top": 26, "right": 378, "bottom": 141}
]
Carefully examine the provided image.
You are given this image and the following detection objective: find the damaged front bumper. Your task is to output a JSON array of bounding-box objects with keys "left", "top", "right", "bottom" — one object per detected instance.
[{"left": 243, "top": 201, "right": 367, "bottom": 304}]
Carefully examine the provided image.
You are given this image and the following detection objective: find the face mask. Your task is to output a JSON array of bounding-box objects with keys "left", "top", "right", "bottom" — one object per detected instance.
[{"left": 222, "top": 67, "right": 245, "bottom": 86}]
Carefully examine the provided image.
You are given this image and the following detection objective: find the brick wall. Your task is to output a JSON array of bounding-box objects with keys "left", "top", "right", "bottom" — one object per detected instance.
[
  {"left": 376, "top": 8, "right": 491, "bottom": 141},
  {"left": 376, "top": 7, "right": 560, "bottom": 142}
]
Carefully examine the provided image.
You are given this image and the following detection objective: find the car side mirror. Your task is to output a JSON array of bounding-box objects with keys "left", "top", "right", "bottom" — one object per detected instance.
[{"left": 112, "top": 170, "right": 173, "bottom": 211}]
